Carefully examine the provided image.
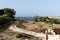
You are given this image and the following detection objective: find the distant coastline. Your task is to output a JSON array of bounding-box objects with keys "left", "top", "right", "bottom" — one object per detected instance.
[{"left": 15, "top": 17, "right": 34, "bottom": 21}]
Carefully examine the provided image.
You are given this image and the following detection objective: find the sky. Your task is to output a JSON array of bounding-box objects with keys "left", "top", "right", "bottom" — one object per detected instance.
[{"left": 0, "top": 0, "right": 60, "bottom": 17}]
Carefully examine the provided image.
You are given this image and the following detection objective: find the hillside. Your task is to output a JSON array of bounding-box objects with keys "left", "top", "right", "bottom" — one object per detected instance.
[{"left": 16, "top": 21, "right": 60, "bottom": 33}]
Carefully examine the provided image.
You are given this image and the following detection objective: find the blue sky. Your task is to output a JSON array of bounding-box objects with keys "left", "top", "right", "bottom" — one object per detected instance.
[{"left": 0, "top": 0, "right": 60, "bottom": 17}]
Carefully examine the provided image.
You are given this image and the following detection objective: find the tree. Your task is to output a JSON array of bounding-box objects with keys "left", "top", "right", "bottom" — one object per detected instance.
[
  {"left": 39, "top": 17, "right": 45, "bottom": 22},
  {"left": 34, "top": 15, "right": 39, "bottom": 22},
  {"left": 0, "top": 9, "right": 5, "bottom": 16},
  {"left": 39, "top": 16, "right": 49, "bottom": 22},
  {"left": 54, "top": 19, "right": 60, "bottom": 24},
  {"left": 48, "top": 18, "right": 55, "bottom": 23},
  {"left": 0, "top": 8, "right": 16, "bottom": 26},
  {"left": 34, "top": 18, "right": 38, "bottom": 22},
  {"left": 4, "top": 8, "right": 16, "bottom": 19}
]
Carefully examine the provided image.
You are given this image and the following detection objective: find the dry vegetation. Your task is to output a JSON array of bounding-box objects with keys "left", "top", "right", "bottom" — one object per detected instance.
[
  {"left": 16, "top": 21, "right": 46, "bottom": 33},
  {"left": 0, "top": 29, "right": 20, "bottom": 40},
  {"left": 1, "top": 21, "right": 60, "bottom": 40},
  {"left": 16, "top": 21, "right": 60, "bottom": 33}
]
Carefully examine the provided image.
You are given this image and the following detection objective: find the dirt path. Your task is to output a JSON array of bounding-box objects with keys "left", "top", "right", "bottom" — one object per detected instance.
[{"left": 9, "top": 25, "right": 46, "bottom": 40}]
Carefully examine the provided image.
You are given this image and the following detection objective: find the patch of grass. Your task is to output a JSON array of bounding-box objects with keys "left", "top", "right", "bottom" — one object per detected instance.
[
  {"left": 16, "top": 33, "right": 31, "bottom": 39},
  {"left": 16, "top": 33, "right": 42, "bottom": 40},
  {"left": 16, "top": 34, "right": 24, "bottom": 38}
]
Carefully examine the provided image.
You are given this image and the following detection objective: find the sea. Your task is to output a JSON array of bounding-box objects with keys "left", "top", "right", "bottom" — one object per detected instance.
[{"left": 15, "top": 17, "right": 34, "bottom": 21}]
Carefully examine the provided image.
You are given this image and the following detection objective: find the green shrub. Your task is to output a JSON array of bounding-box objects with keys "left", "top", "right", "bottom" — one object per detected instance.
[
  {"left": 34, "top": 18, "right": 38, "bottom": 22},
  {"left": 16, "top": 34, "right": 24, "bottom": 38},
  {"left": 16, "top": 33, "right": 31, "bottom": 39},
  {"left": 16, "top": 33, "right": 42, "bottom": 40}
]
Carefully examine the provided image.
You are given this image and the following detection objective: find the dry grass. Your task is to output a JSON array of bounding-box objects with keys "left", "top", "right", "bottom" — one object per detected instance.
[
  {"left": 0, "top": 29, "right": 19, "bottom": 39},
  {"left": 16, "top": 21, "right": 60, "bottom": 33},
  {"left": 16, "top": 21, "right": 44, "bottom": 32}
]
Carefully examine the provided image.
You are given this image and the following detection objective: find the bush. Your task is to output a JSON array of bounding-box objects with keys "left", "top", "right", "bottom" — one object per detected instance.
[
  {"left": 16, "top": 33, "right": 31, "bottom": 39},
  {"left": 34, "top": 18, "right": 38, "bottom": 22},
  {"left": 16, "top": 33, "right": 42, "bottom": 40},
  {"left": 16, "top": 34, "right": 24, "bottom": 38}
]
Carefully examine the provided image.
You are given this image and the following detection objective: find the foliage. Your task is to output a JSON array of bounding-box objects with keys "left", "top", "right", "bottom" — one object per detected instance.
[
  {"left": 39, "top": 16, "right": 60, "bottom": 24},
  {"left": 0, "top": 8, "right": 16, "bottom": 26},
  {"left": 16, "top": 33, "right": 31, "bottom": 39},
  {"left": 16, "top": 33, "right": 42, "bottom": 40},
  {"left": 0, "top": 9, "right": 5, "bottom": 16},
  {"left": 16, "top": 34, "right": 24, "bottom": 38},
  {"left": 48, "top": 18, "right": 60, "bottom": 24},
  {"left": 39, "top": 17, "right": 45, "bottom": 22},
  {"left": 39, "top": 16, "right": 49, "bottom": 22},
  {"left": 0, "top": 17, "right": 11, "bottom": 26},
  {"left": 0, "top": 8, "right": 16, "bottom": 19},
  {"left": 34, "top": 18, "right": 38, "bottom": 22},
  {"left": 54, "top": 19, "right": 60, "bottom": 24},
  {"left": 4, "top": 8, "right": 16, "bottom": 18}
]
